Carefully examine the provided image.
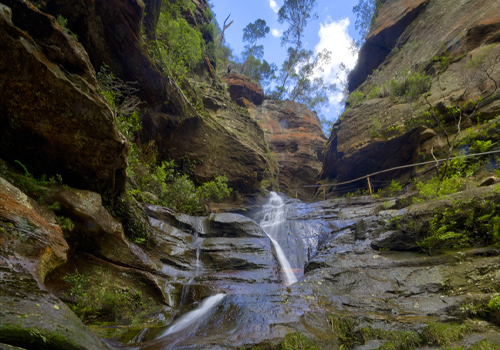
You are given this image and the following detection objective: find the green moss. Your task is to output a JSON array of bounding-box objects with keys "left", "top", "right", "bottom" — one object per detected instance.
[
  {"left": 421, "top": 322, "right": 472, "bottom": 346},
  {"left": 280, "top": 332, "right": 320, "bottom": 350},
  {"left": 327, "top": 315, "right": 358, "bottom": 348},
  {"left": 360, "top": 327, "right": 420, "bottom": 350}
]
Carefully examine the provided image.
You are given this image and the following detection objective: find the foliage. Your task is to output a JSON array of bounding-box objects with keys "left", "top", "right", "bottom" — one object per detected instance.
[
  {"left": 56, "top": 216, "right": 75, "bottom": 232},
  {"left": 128, "top": 158, "right": 232, "bottom": 215},
  {"left": 0, "top": 159, "right": 62, "bottom": 205},
  {"left": 268, "top": 0, "right": 335, "bottom": 111},
  {"left": 96, "top": 68, "right": 232, "bottom": 217},
  {"left": 353, "top": 0, "right": 386, "bottom": 41},
  {"left": 370, "top": 116, "right": 382, "bottom": 138},
  {"left": 238, "top": 19, "right": 276, "bottom": 87},
  {"left": 147, "top": 0, "right": 204, "bottom": 80},
  {"left": 56, "top": 15, "right": 78, "bottom": 41},
  {"left": 280, "top": 332, "right": 319, "bottom": 350},
  {"left": 360, "top": 322, "right": 472, "bottom": 350},
  {"left": 417, "top": 198, "right": 500, "bottom": 254},
  {"left": 327, "top": 315, "right": 358, "bottom": 348},
  {"left": 388, "top": 180, "right": 402, "bottom": 196},
  {"left": 414, "top": 174, "right": 466, "bottom": 200},
  {"left": 346, "top": 90, "right": 365, "bottom": 108},
  {"left": 62, "top": 269, "right": 144, "bottom": 323},
  {"left": 387, "top": 70, "right": 432, "bottom": 101},
  {"left": 488, "top": 294, "right": 500, "bottom": 312},
  {"left": 366, "top": 85, "right": 381, "bottom": 100}
]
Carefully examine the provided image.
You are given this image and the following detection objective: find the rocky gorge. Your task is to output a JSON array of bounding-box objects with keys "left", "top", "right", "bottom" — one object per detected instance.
[{"left": 0, "top": 0, "right": 500, "bottom": 349}]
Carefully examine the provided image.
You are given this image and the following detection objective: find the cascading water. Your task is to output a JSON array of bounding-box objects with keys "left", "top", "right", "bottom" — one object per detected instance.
[
  {"left": 259, "top": 192, "right": 298, "bottom": 286},
  {"left": 160, "top": 294, "right": 226, "bottom": 337}
]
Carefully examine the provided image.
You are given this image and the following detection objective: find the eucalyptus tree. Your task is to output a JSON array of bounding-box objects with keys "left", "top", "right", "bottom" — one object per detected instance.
[{"left": 272, "top": 0, "right": 335, "bottom": 112}]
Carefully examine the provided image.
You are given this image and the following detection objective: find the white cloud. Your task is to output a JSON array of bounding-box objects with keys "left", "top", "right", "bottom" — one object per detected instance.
[
  {"left": 271, "top": 28, "right": 283, "bottom": 38},
  {"left": 314, "top": 17, "right": 358, "bottom": 121},
  {"left": 269, "top": 0, "right": 279, "bottom": 13}
]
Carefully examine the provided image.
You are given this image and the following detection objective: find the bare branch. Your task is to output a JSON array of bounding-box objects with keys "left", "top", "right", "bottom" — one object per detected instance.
[{"left": 219, "top": 14, "right": 233, "bottom": 43}]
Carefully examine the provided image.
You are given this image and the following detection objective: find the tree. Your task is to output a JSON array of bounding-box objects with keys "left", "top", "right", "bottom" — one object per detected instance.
[
  {"left": 242, "top": 19, "right": 269, "bottom": 61},
  {"left": 274, "top": 0, "right": 318, "bottom": 98},
  {"left": 270, "top": 0, "right": 335, "bottom": 112},
  {"left": 239, "top": 19, "right": 276, "bottom": 87},
  {"left": 353, "top": 0, "right": 386, "bottom": 41},
  {"left": 243, "top": 19, "right": 270, "bottom": 52}
]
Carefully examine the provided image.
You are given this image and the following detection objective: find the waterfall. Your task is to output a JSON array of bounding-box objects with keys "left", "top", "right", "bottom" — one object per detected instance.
[
  {"left": 259, "top": 192, "right": 298, "bottom": 286},
  {"left": 160, "top": 294, "right": 226, "bottom": 337}
]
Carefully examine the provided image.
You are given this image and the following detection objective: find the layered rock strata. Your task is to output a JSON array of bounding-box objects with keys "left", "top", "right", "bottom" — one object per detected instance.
[
  {"left": 321, "top": 0, "right": 500, "bottom": 188},
  {"left": 0, "top": 0, "right": 128, "bottom": 193}
]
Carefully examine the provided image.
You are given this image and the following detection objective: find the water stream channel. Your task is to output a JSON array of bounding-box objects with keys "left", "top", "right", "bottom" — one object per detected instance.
[{"left": 103, "top": 188, "right": 500, "bottom": 349}]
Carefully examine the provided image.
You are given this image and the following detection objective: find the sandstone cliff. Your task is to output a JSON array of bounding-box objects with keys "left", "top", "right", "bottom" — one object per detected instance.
[
  {"left": 224, "top": 74, "right": 327, "bottom": 200},
  {"left": 321, "top": 0, "right": 500, "bottom": 189},
  {"left": 0, "top": 0, "right": 128, "bottom": 193}
]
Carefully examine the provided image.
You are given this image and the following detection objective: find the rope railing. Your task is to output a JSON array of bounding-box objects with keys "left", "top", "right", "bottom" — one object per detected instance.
[{"left": 304, "top": 149, "right": 500, "bottom": 200}]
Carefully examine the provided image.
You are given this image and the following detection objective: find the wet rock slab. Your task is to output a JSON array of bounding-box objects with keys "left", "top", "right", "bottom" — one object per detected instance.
[{"left": 0, "top": 178, "right": 108, "bottom": 350}]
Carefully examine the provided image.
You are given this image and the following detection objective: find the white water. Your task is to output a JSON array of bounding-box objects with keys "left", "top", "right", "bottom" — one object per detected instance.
[
  {"left": 160, "top": 294, "right": 226, "bottom": 337},
  {"left": 260, "top": 192, "right": 298, "bottom": 286}
]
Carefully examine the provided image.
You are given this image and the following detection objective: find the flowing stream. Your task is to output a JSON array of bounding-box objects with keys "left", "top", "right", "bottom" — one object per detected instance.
[
  {"left": 259, "top": 192, "right": 298, "bottom": 285},
  {"left": 160, "top": 294, "right": 226, "bottom": 337}
]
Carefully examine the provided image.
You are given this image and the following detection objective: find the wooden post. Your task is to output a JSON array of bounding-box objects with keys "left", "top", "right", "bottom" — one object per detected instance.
[
  {"left": 295, "top": 191, "right": 297, "bottom": 199},
  {"left": 367, "top": 176, "right": 373, "bottom": 195},
  {"left": 323, "top": 187, "right": 326, "bottom": 201}
]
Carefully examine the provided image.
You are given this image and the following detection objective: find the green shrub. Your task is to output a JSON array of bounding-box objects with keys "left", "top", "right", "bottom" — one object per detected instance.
[
  {"left": 366, "top": 85, "right": 381, "bottom": 100},
  {"left": 388, "top": 180, "right": 402, "bottom": 196},
  {"left": 347, "top": 90, "right": 365, "bottom": 108},
  {"left": 417, "top": 198, "right": 500, "bottom": 254},
  {"left": 63, "top": 269, "right": 144, "bottom": 323},
  {"left": 370, "top": 116, "right": 382, "bottom": 138},
  {"left": 488, "top": 294, "right": 500, "bottom": 312},
  {"left": 388, "top": 70, "right": 432, "bottom": 101},
  {"left": 147, "top": 0, "right": 204, "bottom": 79},
  {"left": 414, "top": 174, "right": 465, "bottom": 200},
  {"left": 56, "top": 15, "right": 78, "bottom": 40}
]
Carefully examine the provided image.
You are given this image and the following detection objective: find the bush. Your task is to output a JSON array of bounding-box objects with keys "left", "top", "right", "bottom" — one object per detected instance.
[
  {"left": 414, "top": 174, "right": 465, "bottom": 200},
  {"left": 147, "top": 0, "right": 204, "bottom": 79},
  {"left": 388, "top": 70, "right": 432, "bottom": 101},
  {"left": 417, "top": 198, "right": 500, "bottom": 254},
  {"left": 388, "top": 180, "right": 402, "bottom": 196},
  {"left": 346, "top": 90, "right": 365, "bottom": 107},
  {"left": 63, "top": 269, "right": 144, "bottom": 323},
  {"left": 97, "top": 68, "right": 232, "bottom": 217},
  {"left": 488, "top": 294, "right": 500, "bottom": 312}
]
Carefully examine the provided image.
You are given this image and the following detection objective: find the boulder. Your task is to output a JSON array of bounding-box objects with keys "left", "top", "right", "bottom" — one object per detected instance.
[
  {"left": 224, "top": 73, "right": 265, "bottom": 106},
  {"left": 0, "top": 1, "right": 128, "bottom": 193},
  {"left": 0, "top": 177, "right": 108, "bottom": 350},
  {"left": 49, "top": 187, "right": 157, "bottom": 272}
]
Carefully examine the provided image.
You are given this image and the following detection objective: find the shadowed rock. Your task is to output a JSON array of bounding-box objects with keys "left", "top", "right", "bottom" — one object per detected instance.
[{"left": 0, "top": 1, "right": 128, "bottom": 193}]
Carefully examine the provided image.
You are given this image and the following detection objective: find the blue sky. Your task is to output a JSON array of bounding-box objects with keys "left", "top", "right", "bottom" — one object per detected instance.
[{"left": 210, "top": 0, "right": 361, "bottom": 123}]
